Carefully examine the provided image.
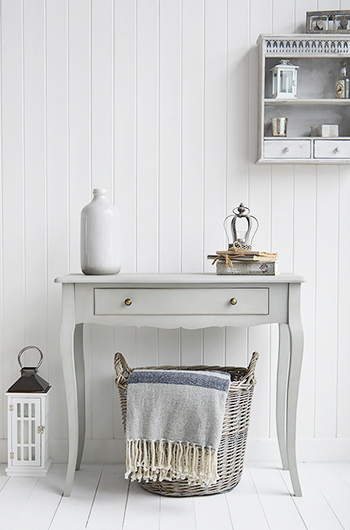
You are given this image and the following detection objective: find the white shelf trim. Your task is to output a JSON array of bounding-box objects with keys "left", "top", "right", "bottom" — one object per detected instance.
[{"left": 265, "top": 98, "right": 350, "bottom": 105}]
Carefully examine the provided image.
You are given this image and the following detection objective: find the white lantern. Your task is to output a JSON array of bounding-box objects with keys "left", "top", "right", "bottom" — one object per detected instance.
[
  {"left": 6, "top": 347, "right": 51, "bottom": 477},
  {"left": 271, "top": 60, "right": 299, "bottom": 99}
]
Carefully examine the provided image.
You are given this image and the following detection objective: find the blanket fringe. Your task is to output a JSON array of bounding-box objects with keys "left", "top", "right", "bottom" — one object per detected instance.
[{"left": 125, "top": 439, "right": 218, "bottom": 485}]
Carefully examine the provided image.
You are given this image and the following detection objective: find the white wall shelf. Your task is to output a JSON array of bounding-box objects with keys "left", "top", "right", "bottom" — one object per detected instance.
[
  {"left": 257, "top": 34, "right": 350, "bottom": 163},
  {"left": 265, "top": 98, "right": 350, "bottom": 105}
]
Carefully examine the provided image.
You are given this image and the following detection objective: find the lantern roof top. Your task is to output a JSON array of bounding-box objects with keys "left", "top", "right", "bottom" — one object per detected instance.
[
  {"left": 270, "top": 59, "right": 300, "bottom": 70},
  {"left": 7, "top": 346, "right": 51, "bottom": 393},
  {"left": 7, "top": 369, "right": 51, "bottom": 393}
]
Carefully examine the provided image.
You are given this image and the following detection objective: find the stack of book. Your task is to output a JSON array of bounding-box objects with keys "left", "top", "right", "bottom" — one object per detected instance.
[{"left": 207, "top": 249, "right": 278, "bottom": 275}]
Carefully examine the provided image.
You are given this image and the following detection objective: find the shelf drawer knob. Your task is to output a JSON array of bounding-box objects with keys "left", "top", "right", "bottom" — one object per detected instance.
[
  {"left": 124, "top": 298, "right": 132, "bottom": 306},
  {"left": 230, "top": 298, "right": 238, "bottom": 306},
  {"left": 283, "top": 147, "right": 290, "bottom": 153},
  {"left": 334, "top": 147, "right": 341, "bottom": 153}
]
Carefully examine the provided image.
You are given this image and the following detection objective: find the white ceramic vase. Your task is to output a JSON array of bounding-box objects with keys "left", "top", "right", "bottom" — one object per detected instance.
[{"left": 80, "top": 188, "right": 121, "bottom": 275}]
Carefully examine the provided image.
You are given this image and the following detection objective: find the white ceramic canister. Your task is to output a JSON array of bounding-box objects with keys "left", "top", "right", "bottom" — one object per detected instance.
[{"left": 80, "top": 188, "right": 121, "bottom": 275}]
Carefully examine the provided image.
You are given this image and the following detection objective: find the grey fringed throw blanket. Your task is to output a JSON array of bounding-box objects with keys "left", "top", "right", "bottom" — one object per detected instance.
[{"left": 125, "top": 368, "right": 231, "bottom": 485}]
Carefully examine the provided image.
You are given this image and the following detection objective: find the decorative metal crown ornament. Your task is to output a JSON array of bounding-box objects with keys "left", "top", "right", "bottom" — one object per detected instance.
[{"left": 223, "top": 203, "right": 259, "bottom": 251}]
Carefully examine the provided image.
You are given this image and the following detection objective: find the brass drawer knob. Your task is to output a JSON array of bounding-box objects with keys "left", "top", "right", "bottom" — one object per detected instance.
[
  {"left": 124, "top": 298, "right": 132, "bottom": 306},
  {"left": 230, "top": 298, "right": 237, "bottom": 306}
]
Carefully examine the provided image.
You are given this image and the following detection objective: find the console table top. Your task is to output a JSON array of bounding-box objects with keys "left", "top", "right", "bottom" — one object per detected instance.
[{"left": 55, "top": 272, "right": 305, "bottom": 285}]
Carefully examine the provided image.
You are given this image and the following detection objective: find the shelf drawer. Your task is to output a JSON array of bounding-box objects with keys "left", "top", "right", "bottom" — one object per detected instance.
[
  {"left": 94, "top": 288, "right": 269, "bottom": 316},
  {"left": 314, "top": 140, "right": 350, "bottom": 159},
  {"left": 264, "top": 140, "right": 311, "bottom": 159}
]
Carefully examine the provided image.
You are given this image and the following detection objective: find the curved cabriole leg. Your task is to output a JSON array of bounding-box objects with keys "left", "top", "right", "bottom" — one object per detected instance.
[
  {"left": 277, "top": 323, "right": 290, "bottom": 470},
  {"left": 59, "top": 284, "right": 78, "bottom": 497},
  {"left": 286, "top": 283, "right": 304, "bottom": 497},
  {"left": 74, "top": 323, "right": 85, "bottom": 470}
]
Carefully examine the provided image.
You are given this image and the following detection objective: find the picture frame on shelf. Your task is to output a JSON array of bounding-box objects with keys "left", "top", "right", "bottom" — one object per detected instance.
[{"left": 306, "top": 10, "right": 350, "bottom": 34}]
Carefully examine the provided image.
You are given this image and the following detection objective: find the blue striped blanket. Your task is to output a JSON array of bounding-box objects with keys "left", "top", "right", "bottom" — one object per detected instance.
[{"left": 125, "top": 368, "right": 231, "bottom": 485}]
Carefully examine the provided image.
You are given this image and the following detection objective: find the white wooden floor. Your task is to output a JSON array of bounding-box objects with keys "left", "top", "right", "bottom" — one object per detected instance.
[{"left": 0, "top": 462, "right": 350, "bottom": 530}]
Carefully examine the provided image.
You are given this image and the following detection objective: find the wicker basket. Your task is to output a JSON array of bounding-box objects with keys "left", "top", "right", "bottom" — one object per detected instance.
[{"left": 114, "top": 351, "right": 259, "bottom": 497}]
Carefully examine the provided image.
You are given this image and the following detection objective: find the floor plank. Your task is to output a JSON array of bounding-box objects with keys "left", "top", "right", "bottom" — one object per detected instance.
[
  {"left": 12, "top": 465, "right": 66, "bottom": 530},
  {"left": 281, "top": 464, "right": 344, "bottom": 530},
  {"left": 160, "top": 495, "right": 197, "bottom": 530},
  {"left": 306, "top": 463, "right": 350, "bottom": 530},
  {"left": 194, "top": 491, "right": 233, "bottom": 530},
  {"left": 49, "top": 465, "right": 103, "bottom": 530},
  {"left": 249, "top": 464, "right": 307, "bottom": 530},
  {"left": 122, "top": 480, "right": 161, "bottom": 530},
  {"left": 0, "top": 464, "right": 10, "bottom": 491},
  {"left": 0, "top": 475, "right": 40, "bottom": 530},
  {"left": 226, "top": 467, "right": 270, "bottom": 530},
  {"left": 85, "top": 464, "right": 129, "bottom": 530},
  {"left": 335, "top": 462, "right": 350, "bottom": 488}
]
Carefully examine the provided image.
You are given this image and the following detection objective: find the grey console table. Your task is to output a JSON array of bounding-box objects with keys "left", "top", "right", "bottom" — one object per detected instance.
[{"left": 55, "top": 272, "right": 304, "bottom": 496}]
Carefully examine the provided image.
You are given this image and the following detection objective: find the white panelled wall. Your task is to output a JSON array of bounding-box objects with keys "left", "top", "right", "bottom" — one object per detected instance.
[{"left": 1, "top": 0, "right": 350, "bottom": 465}]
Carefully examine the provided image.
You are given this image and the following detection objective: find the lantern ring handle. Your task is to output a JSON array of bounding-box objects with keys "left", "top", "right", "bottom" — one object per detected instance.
[{"left": 17, "top": 346, "right": 44, "bottom": 370}]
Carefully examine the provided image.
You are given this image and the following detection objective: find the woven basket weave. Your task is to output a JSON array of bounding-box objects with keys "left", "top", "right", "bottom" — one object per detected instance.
[{"left": 114, "top": 351, "right": 258, "bottom": 497}]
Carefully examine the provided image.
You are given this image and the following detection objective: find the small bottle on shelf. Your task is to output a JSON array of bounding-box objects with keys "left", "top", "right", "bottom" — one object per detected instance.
[{"left": 335, "top": 60, "right": 350, "bottom": 99}]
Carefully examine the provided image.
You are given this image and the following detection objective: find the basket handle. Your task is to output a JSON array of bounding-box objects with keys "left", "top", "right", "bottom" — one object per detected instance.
[
  {"left": 239, "top": 351, "right": 259, "bottom": 386},
  {"left": 114, "top": 352, "right": 132, "bottom": 389}
]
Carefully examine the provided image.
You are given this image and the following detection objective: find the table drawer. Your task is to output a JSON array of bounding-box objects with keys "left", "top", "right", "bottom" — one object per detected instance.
[
  {"left": 94, "top": 288, "right": 269, "bottom": 316},
  {"left": 264, "top": 139, "right": 311, "bottom": 159},
  {"left": 314, "top": 139, "right": 350, "bottom": 159}
]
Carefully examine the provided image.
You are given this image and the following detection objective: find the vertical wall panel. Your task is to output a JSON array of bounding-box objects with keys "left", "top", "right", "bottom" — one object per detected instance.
[
  {"left": 181, "top": 0, "right": 204, "bottom": 273},
  {"left": 68, "top": 0, "right": 91, "bottom": 273},
  {"left": 114, "top": 0, "right": 137, "bottom": 273},
  {"left": 181, "top": 329, "right": 203, "bottom": 365},
  {"left": 314, "top": 167, "right": 339, "bottom": 438},
  {"left": 136, "top": 0, "right": 159, "bottom": 273},
  {"left": 294, "top": 166, "right": 317, "bottom": 439},
  {"left": 91, "top": 0, "right": 114, "bottom": 191},
  {"left": 46, "top": 0, "right": 69, "bottom": 442},
  {"left": 23, "top": 0, "right": 47, "bottom": 371},
  {"left": 158, "top": 0, "right": 181, "bottom": 273},
  {"left": 91, "top": 325, "right": 115, "bottom": 439},
  {"left": 270, "top": 166, "right": 294, "bottom": 436},
  {"left": 1, "top": 0, "right": 26, "bottom": 436},
  {"left": 337, "top": 167, "right": 350, "bottom": 438},
  {"left": 203, "top": 0, "right": 227, "bottom": 269},
  {"left": 226, "top": 0, "right": 249, "bottom": 207},
  {"left": 272, "top": 0, "right": 295, "bottom": 33}
]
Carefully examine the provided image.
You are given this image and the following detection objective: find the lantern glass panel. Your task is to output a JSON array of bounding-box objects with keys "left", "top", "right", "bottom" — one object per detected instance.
[
  {"left": 24, "top": 420, "right": 28, "bottom": 444},
  {"left": 280, "top": 70, "right": 293, "bottom": 94},
  {"left": 272, "top": 71, "right": 277, "bottom": 95},
  {"left": 31, "top": 420, "right": 35, "bottom": 443}
]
